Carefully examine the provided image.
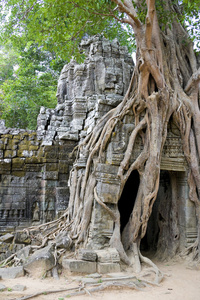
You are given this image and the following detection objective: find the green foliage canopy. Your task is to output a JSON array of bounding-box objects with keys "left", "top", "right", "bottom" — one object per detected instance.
[
  {"left": 0, "top": 0, "right": 137, "bottom": 129},
  {"left": 0, "top": 42, "right": 60, "bottom": 129},
  {"left": 0, "top": 0, "right": 136, "bottom": 61},
  {"left": 1, "top": 0, "right": 199, "bottom": 57},
  {"left": 0, "top": 0, "right": 199, "bottom": 129}
]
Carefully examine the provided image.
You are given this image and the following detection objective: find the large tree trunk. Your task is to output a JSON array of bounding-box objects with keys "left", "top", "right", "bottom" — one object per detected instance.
[{"left": 64, "top": 0, "right": 200, "bottom": 271}]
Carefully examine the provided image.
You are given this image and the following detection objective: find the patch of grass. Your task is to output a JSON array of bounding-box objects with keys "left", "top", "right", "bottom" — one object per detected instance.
[{"left": 7, "top": 288, "right": 12, "bottom": 292}]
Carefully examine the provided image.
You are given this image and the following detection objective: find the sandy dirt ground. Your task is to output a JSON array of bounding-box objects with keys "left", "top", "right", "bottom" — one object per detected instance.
[{"left": 1, "top": 257, "right": 200, "bottom": 300}]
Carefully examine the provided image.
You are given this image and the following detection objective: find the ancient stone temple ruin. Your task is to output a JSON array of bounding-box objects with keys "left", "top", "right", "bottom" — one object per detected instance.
[{"left": 0, "top": 36, "right": 197, "bottom": 260}]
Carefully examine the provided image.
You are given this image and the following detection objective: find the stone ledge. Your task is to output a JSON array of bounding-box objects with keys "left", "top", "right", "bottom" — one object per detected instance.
[
  {"left": 97, "top": 263, "right": 121, "bottom": 274},
  {"left": 78, "top": 249, "right": 97, "bottom": 262},
  {"left": 0, "top": 266, "right": 24, "bottom": 279},
  {"left": 62, "top": 259, "right": 97, "bottom": 274},
  {"left": 94, "top": 248, "right": 120, "bottom": 263}
]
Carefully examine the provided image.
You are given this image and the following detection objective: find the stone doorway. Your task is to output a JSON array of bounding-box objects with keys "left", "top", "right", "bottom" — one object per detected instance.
[
  {"left": 141, "top": 170, "right": 197, "bottom": 257},
  {"left": 118, "top": 170, "right": 140, "bottom": 233}
]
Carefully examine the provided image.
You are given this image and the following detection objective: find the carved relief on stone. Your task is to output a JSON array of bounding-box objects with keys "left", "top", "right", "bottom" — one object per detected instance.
[
  {"left": 95, "top": 163, "right": 121, "bottom": 204},
  {"left": 32, "top": 201, "right": 40, "bottom": 222},
  {"left": 37, "top": 36, "right": 134, "bottom": 146}
]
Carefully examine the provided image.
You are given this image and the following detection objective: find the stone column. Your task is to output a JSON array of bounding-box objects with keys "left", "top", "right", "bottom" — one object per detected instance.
[{"left": 176, "top": 172, "right": 197, "bottom": 248}]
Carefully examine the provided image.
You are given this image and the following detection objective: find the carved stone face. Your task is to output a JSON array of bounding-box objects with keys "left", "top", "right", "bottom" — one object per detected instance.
[{"left": 57, "top": 81, "right": 67, "bottom": 104}]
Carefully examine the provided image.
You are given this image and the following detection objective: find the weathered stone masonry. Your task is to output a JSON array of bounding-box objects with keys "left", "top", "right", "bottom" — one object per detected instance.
[
  {"left": 0, "top": 122, "right": 76, "bottom": 230},
  {"left": 0, "top": 36, "right": 197, "bottom": 257}
]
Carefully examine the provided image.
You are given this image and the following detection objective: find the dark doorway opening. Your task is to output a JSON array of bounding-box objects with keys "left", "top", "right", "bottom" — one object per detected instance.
[
  {"left": 118, "top": 170, "right": 140, "bottom": 233},
  {"left": 140, "top": 171, "right": 171, "bottom": 253}
]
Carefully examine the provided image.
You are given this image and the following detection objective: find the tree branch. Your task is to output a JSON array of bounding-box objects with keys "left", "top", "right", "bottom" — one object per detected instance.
[
  {"left": 145, "top": 0, "right": 155, "bottom": 48},
  {"left": 111, "top": 0, "right": 142, "bottom": 27},
  {"left": 184, "top": 68, "right": 200, "bottom": 93}
]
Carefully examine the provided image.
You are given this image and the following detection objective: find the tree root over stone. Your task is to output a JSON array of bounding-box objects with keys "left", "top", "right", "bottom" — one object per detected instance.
[{"left": 8, "top": 275, "right": 162, "bottom": 300}]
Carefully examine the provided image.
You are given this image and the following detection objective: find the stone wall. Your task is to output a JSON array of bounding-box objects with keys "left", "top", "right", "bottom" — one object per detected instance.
[{"left": 0, "top": 121, "right": 76, "bottom": 231}]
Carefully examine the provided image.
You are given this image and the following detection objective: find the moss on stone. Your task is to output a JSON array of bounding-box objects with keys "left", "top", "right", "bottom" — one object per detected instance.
[
  {"left": 4, "top": 150, "right": 16, "bottom": 158},
  {"left": 11, "top": 171, "right": 25, "bottom": 177},
  {"left": 45, "top": 163, "right": 58, "bottom": 171},
  {"left": 1, "top": 134, "right": 13, "bottom": 139},
  {"left": 18, "top": 145, "right": 30, "bottom": 151},
  {"left": 24, "top": 156, "right": 43, "bottom": 164},
  {"left": 29, "top": 145, "right": 39, "bottom": 151}
]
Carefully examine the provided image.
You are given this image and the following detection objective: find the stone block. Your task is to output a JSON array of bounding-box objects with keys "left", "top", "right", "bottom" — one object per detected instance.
[
  {"left": 0, "top": 150, "right": 3, "bottom": 158},
  {"left": 43, "top": 171, "right": 58, "bottom": 180},
  {"left": 1, "top": 134, "right": 13, "bottom": 139},
  {"left": 6, "top": 140, "right": 18, "bottom": 150},
  {"left": 56, "top": 187, "right": 69, "bottom": 211},
  {"left": 12, "top": 158, "right": 25, "bottom": 168},
  {"left": 0, "top": 233, "right": 14, "bottom": 243},
  {"left": 29, "top": 145, "right": 39, "bottom": 151},
  {"left": 45, "top": 163, "right": 58, "bottom": 172},
  {"left": 12, "top": 170, "right": 25, "bottom": 177},
  {"left": 58, "top": 131, "right": 79, "bottom": 141},
  {"left": 97, "top": 263, "right": 120, "bottom": 274},
  {"left": 0, "top": 159, "right": 11, "bottom": 174},
  {"left": 16, "top": 245, "right": 31, "bottom": 262},
  {"left": 96, "top": 181, "right": 120, "bottom": 204},
  {"left": 0, "top": 242, "right": 10, "bottom": 253},
  {"left": 18, "top": 144, "right": 29, "bottom": 151},
  {"left": 12, "top": 284, "right": 27, "bottom": 291},
  {"left": 0, "top": 284, "right": 6, "bottom": 291},
  {"left": 37, "top": 125, "right": 45, "bottom": 131},
  {"left": 24, "top": 244, "right": 55, "bottom": 277},
  {"left": 94, "top": 248, "right": 120, "bottom": 263},
  {"left": 42, "top": 140, "right": 53, "bottom": 146},
  {"left": 62, "top": 259, "right": 96, "bottom": 274},
  {"left": 40, "top": 106, "right": 46, "bottom": 114},
  {"left": 25, "top": 164, "right": 43, "bottom": 173},
  {"left": 58, "top": 161, "right": 68, "bottom": 173},
  {"left": 0, "top": 266, "right": 24, "bottom": 279},
  {"left": 78, "top": 249, "right": 97, "bottom": 262},
  {"left": 44, "top": 146, "right": 59, "bottom": 159}
]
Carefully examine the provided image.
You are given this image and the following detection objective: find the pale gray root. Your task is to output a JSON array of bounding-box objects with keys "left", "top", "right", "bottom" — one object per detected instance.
[
  {"left": 139, "top": 250, "right": 164, "bottom": 284},
  {"left": 130, "top": 242, "right": 142, "bottom": 273},
  {"left": 8, "top": 286, "right": 84, "bottom": 300},
  {"left": 65, "top": 281, "right": 143, "bottom": 298}
]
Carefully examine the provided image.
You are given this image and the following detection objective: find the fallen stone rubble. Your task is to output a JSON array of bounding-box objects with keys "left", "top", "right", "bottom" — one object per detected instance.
[{"left": 0, "top": 230, "right": 122, "bottom": 278}]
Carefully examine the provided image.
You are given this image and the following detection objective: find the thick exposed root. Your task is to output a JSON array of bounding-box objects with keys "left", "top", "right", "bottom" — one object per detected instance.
[
  {"left": 65, "top": 282, "right": 143, "bottom": 298},
  {"left": 181, "top": 240, "right": 199, "bottom": 261},
  {"left": 8, "top": 286, "right": 88, "bottom": 300},
  {"left": 139, "top": 251, "right": 164, "bottom": 284},
  {"left": 9, "top": 274, "right": 165, "bottom": 300}
]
